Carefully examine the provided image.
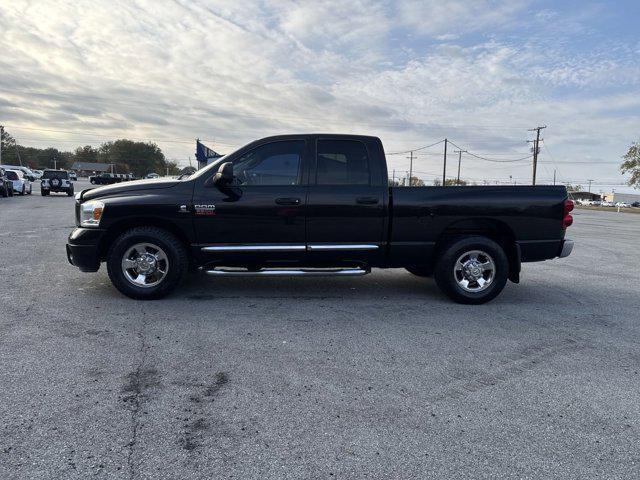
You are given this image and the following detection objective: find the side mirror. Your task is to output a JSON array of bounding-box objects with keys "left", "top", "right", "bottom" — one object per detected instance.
[{"left": 212, "top": 162, "right": 234, "bottom": 186}]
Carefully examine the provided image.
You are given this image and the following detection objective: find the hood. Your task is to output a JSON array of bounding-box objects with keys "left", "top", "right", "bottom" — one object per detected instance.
[{"left": 81, "top": 177, "right": 180, "bottom": 201}]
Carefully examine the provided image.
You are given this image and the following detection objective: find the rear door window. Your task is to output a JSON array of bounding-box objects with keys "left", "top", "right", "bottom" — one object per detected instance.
[{"left": 316, "top": 139, "right": 370, "bottom": 185}]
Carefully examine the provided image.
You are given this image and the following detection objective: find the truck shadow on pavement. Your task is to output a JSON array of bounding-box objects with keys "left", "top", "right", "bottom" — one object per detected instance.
[{"left": 78, "top": 269, "right": 584, "bottom": 308}]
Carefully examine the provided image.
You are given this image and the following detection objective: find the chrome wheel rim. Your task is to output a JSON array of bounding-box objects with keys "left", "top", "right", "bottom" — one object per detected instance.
[
  {"left": 453, "top": 250, "right": 495, "bottom": 293},
  {"left": 121, "top": 242, "right": 169, "bottom": 288}
]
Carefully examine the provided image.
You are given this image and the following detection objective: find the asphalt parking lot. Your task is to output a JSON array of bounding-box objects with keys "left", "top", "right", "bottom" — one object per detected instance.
[{"left": 1, "top": 180, "right": 639, "bottom": 479}]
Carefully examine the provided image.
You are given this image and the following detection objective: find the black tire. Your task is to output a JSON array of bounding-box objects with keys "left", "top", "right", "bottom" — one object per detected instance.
[
  {"left": 406, "top": 265, "right": 431, "bottom": 277},
  {"left": 1, "top": 185, "right": 6, "bottom": 198},
  {"left": 434, "top": 236, "right": 509, "bottom": 305},
  {"left": 67, "top": 188, "right": 74, "bottom": 196},
  {"left": 41, "top": 189, "right": 49, "bottom": 196},
  {"left": 107, "top": 227, "right": 188, "bottom": 300}
]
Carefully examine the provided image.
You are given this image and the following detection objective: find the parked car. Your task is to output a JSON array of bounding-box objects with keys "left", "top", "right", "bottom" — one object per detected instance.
[
  {"left": 68, "top": 170, "right": 78, "bottom": 181},
  {"left": 0, "top": 167, "right": 14, "bottom": 197},
  {"left": 5, "top": 169, "right": 32, "bottom": 195},
  {"left": 145, "top": 173, "right": 160, "bottom": 179},
  {"left": 615, "top": 202, "right": 631, "bottom": 208},
  {"left": 0, "top": 164, "right": 36, "bottom": 181},
  {"left": 632, "top": 202, "right": 640, "bottom": 208},
  {"left": 67, "top": 133, "right": 574, "bottom": 304},
  {"left": 31, "top": 169, "right": 43, "bottom": 179},
  {"left": 601, "top": 201, "right": 614, "bottom": 207},
  {"left": 41, "top": 169, "right": 74, "bottom": 196},
  {"left": 91, "top": 173, "right": 136, "bottom": 184}
]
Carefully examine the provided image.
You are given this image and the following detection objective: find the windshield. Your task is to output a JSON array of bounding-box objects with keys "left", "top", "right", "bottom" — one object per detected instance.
[
  {"left": 6, "top": 171, "right": 19, "bottom": 180},
  {"left": 43, "top": 170, "right": 69, "bottom": 179}
]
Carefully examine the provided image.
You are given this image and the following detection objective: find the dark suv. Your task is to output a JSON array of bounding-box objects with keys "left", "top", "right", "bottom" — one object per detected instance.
[
  {"left": 41, "top": 169, "right": 74, "bottom": 196},
  {"left": 89, "top": 173, "right": 135, "bottom": 185},
  {"left": 0, "top": 167, "right": 13, "bottom": 197}
]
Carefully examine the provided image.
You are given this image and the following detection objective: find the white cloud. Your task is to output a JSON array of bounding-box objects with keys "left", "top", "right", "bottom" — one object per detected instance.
[
  {"left": 396, "top": 0, "right": 530, "bottom": 37},
  {"left": 0, "top": 0, "right": 638, "bottom": 187}
]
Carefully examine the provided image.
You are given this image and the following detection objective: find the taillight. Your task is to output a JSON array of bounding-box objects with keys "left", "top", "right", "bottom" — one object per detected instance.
[{"left": 562, "top": 199, "right": 574, "bottom": 229}]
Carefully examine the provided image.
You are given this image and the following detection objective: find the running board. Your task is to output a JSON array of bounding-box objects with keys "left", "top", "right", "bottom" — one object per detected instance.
[{"left": 205, "top": 267, "right": 369, "bottom": 277}]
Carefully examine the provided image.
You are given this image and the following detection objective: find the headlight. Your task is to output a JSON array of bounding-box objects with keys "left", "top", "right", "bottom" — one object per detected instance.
[{"left": 80, "top": 201, "right": 105, "bottom": 227}]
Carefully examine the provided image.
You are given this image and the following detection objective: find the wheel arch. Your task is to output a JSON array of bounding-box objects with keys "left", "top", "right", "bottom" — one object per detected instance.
[
  {"left": 435, "top": 218, "right": 520, "bottom": 283},
  {"left": 98, "top": 217, "right": 192, "bottom": 264}
]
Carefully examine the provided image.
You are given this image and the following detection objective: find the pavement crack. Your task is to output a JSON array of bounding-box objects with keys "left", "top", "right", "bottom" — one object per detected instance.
[{"left": 122, "top": 311, "right": 156, "bottom": 480}]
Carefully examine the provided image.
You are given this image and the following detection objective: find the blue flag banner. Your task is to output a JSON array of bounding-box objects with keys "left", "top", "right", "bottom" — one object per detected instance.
[{"left": 196, "top": 140, "right": 222, "bottom": 165}]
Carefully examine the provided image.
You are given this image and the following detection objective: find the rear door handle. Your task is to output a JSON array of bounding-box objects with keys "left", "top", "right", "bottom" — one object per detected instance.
[
  {"left": 356, "top": 197, "right": 379, "bottom": 205},
  {"left": 275, "top": 197, "right": 301, "bottom": 205}
]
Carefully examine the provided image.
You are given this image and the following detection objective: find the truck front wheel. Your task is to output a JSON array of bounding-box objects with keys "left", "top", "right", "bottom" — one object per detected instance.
[
  {"left": 106, "top": 227, "right": 188, "bottom": 300},
  {"left": 434, "top": 236, "right": 508, "bottom": 304}
]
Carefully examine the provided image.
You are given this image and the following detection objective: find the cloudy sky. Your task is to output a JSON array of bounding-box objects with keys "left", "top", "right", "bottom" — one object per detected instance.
[{"left": 1, "top": 0, "right": 639, "bottom": 191}]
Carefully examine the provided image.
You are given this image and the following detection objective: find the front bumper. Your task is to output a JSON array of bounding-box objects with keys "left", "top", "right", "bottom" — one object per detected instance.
[
  {"left": 558, "top": 239, "right": 574, "bottom": 258},
  {"left": 66, "top": 227, "right": 107, "bottom": 272}
]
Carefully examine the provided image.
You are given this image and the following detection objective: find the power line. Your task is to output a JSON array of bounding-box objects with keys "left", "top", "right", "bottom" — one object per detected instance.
[{"left": 386, "top": 139, "right": 445, "bottom": 155}]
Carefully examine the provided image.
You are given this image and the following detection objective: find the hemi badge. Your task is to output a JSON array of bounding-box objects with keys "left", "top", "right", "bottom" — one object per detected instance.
[{"left": 194, "top": 204, "right": 216, "bottom": 216}]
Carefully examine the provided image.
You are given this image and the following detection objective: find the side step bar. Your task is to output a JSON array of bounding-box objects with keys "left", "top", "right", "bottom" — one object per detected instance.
[{"left": 205, "top": 267, "right": 369, "bottom": 277}]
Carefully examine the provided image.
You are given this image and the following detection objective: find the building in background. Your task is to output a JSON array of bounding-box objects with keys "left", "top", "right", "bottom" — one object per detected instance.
[
  {"left": 601, "top": 192, "right": 640, "bottom": 204},
  {"left": 71, "top": 162, "right": 111, "bottom": 177},
  {"left": 569, "top": 191, "right": 602, "bottom": 202}
]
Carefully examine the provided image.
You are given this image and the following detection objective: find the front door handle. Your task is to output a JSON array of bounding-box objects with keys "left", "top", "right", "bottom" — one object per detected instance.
[
  {"left": 275, "top": 197, "right": 301, "bottom": 205},
  {"left": 356, "top": 197, "right": 379, "bottom": 205}
]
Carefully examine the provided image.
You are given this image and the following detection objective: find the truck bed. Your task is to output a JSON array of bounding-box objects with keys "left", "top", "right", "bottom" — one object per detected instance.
[{"left": 388, "top": 185, "right": 568, "bottom": 266}]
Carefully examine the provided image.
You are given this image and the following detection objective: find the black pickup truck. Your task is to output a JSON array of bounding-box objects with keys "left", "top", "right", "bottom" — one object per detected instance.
[{"left": 67, "top": 134, "right": 574, "bottom": 304}]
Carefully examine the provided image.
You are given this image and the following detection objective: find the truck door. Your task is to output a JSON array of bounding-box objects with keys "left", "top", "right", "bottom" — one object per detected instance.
[
  {"left": 305, "top": 137, "right": 387, "bottom": 264},
  {"left": 192, "top": 139, "right": 310, "bottom": 265}
]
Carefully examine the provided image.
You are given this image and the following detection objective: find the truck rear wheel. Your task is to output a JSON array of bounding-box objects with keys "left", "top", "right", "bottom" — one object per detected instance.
[
  {"left": 434, "top": 236, "right": 508, "bottom": 304},
  {"left": 107, "top": 227, "right": 188, "bottom": 300}
]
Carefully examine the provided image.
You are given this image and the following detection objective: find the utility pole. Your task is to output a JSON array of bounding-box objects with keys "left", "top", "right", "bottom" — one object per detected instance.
[
  {"left": 392, "top": 169, "right": 395, "bottom": 185},
  {"left": 453, "top": 149, "right": 467, "bottom": 185},
  {"left": 15, "top": 144, "right": 22, "bottom": 166},
  {"left": 52, "top": 155, "right": 58, "bottom": 170},
  {"left": 442, "top": 138, "right": 448, "bottom": 186},
  {"left": 587, "top": 179, "right": 594, "bottom": 193},
  {"left": 407, "top": 151, "right": 414, "bottom": 186},
  {"left": 528, "top": 126, "right": 546, "bottom": 185},
  {"left": 0, "top": 125, "right": 3, "bottom": 165},
  {"left": 553, "top": 169, "right": 556, "bottom": 185}
]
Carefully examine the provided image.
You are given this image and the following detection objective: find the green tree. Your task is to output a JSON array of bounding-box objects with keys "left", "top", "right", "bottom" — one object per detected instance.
[
  {"left": 74, "top": 145, "right": 99, "bottom": 164},
  {"left": 620, "top": 141, "right": 640, "bottom": 188},
  {"left": 98, "top": 139, "right": 166, "bottom": 177},
  {"left": 433, "top": 178, "right": 468, "bottom": 186},
  {"left": 1, "top": 128, "right": 18, "bottom": 164}
]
